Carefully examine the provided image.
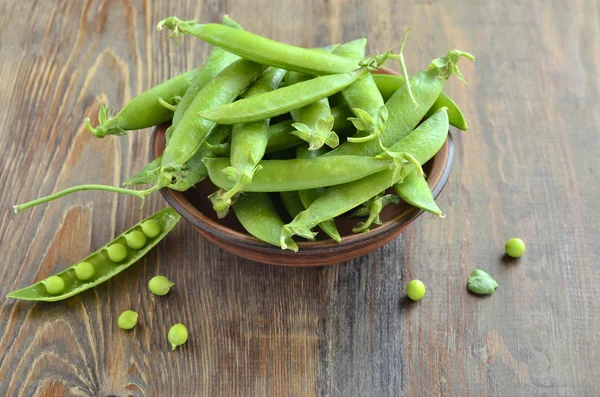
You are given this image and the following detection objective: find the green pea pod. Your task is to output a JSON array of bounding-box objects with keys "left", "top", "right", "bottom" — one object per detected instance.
[
  {"left": 157, "top": 17, "right": 360, "bottom": 75},
  {"left": 287, "top": 67, "right": 338, "bottom": 150},
  {"left": 204, "top": 156, "right": 394, "bottom": 193},
  {"left": 280, "top": 108, "right": 449, "bottom": 249},
  {"left": 325, "top": 49, "right": 473, "bottom": 157},
  {"left": 124, "top": 125, "right": 231, "bottom": 188},
  {"left": 393, "top": 170, "right": 443, "bottom": 216},
  {"left": 372, "top": 73, "right": 468, "bottom": 130},
  {"left": 332, "top": 38, "right": 387, "bottom": 142},
  {"left": 7, "top": 208, "right": 180, "bottom": 302},
  {"left": 296, "top": 146, "right": 341, "bottom": 242},
  {"left": 233, "top": 192, "right": 298, "bottom": 251},
  {"left": 85, "top": 68, "right": 201, "bottom": 138},
  {"left": 265, "top": 106, "right": 354, "bottom": 153},
  {"left": 196, "top": 54, "right": 388, "bottom": 125},
  {"left": 161, "top": 59, "right": 267, "bottom": 177},
  {"left": 210, "top": 67, "right": 287, "bottom": 218},
  {"left": 171, "top": 17, "right": 243, "bottom": 127},
  {"left": 280, "top": 191, "right": 306, "bottom": 220}
]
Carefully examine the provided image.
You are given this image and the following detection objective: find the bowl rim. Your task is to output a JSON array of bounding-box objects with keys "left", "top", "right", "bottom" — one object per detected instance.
[{"left": 154, "top": 68, "right": 455, "bottom": 254}]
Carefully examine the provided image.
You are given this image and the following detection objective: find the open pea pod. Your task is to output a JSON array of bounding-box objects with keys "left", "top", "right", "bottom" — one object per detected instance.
[{"left": 7, "top": 208, "right": 180, "bottom": 302}]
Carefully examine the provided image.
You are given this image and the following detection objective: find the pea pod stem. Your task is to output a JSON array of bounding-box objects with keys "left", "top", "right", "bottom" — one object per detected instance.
[
  {"left": 12, "top": 184, "right": 159, "bottom": 214},
  {"left": 387, "top": 28, "right": 417, "bottom": 108}
]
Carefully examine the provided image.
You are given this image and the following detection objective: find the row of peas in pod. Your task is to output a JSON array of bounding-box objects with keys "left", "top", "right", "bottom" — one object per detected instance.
[{"left": 10, "top": 15, "right": 473, "bottom": 300}]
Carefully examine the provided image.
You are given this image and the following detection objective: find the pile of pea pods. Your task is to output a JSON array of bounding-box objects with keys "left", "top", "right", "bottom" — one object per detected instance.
[{"left": 10, "top": 16, "right": 473, "bottom": 301}]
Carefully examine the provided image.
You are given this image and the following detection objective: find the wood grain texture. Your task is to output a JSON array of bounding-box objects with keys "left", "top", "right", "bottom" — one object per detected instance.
[{"left": 0, "top": 0, "right": 598, "bottom": 396}]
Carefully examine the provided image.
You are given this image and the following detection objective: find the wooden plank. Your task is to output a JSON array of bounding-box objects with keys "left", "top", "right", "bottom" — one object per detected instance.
[{"left": 0, "top": 0, "right": 598, "bottom": 395}]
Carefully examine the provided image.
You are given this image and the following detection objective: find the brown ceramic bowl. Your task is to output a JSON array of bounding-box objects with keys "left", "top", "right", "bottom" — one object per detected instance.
[{"left": 153, "top": 68, "right": 454, "bottom": 266}]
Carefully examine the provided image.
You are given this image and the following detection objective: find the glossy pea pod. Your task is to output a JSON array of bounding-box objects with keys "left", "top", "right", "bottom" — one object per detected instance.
[
  {"left": 232, "top": 192, "right": 299, "bottom": 252},
  {"left": 324, "top": 49, "right": 473, "bottom": 158},
  {"left": 204, "top": 155, "right": 394, "bottom": 193},
  {"left": 160, "top": 59, "right": 267, "bottom": 183},
  {"left": 157, "top": 17, "right": 360, "bottom": 75},
  {"left": 372, "top": 73, "right": 468, "bottom": 130},
  {"left": 394, "top": 169, "right": 442, "bottom": 216},
  {"left": 196, "top": 54, "right": 388, "bottom": 125},
  {"left": 280, "top": 191, "right": 306, "bottom": 220},
  {"left": 7, "top": 208, "right": 181, "bottom": 302},
  {"left": 296, "top": 145, "right": 341, "bottom": 242},
  {"left": 210, "top": 67, "right": 287, "bottom": 217},
  {"left": 280, "top": 108, "right": 449, "bottom": 249}
]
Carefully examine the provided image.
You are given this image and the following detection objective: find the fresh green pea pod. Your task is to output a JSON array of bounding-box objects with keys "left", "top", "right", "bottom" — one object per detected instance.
[
  {"left": 393, "top": 170, "right": 442, "bottom": 216},
  {"left": 171, "top": 16, "right": 243, "bottom": 127},
  {"left": 372, "top": 73, "right": 468, "bottom": 130},
  {"left": 332, "top": 39, "right": 387, "bottom": 142},
  {"left": 161, "top": 59, "right": 267, "bottom": 179},
  {"left": 196, "top": 54, "right": 388, "bottom": 125},
  {"left": 232, "top": 192, "right": 298, "bottom": 251},
  {"left": 296, "top": 146, "right": 341, "bottom": 242},
  {"left": 204, "top": 156, "right": 394, "bottom": 193},
  {"left": 265, "top": 106, "right": 354, "bottom": 153},
  {"left": 280, "top": 191, "right": 306, "bottom": 220},
  {"left": 325, "top": 49, "right": 473, "bottom": 158},
  {"left": 85, "top": 68, "right": 202, "bottom": 138},
  {"left": 7, "top": 208, "right": 181, "bottom": 302},
  {"left": 210, "top": 68, "right": 287, "bottom": 218},
  {"left": 158, "top": 17, "right": 361, "bottom": 75},
  {"left": 287, "top": 72, "right": 338, "bottom": 150},
  {"left": 124, "top": 125, "right": 231, "bottom": 188},
  {"left": 280, "top": 108, "right": 449, "bottom": 249}
]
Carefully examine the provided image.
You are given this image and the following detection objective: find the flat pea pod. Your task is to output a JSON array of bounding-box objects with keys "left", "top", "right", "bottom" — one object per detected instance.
[
  {"left": 171, "top": 15, "right": 242, "bottom": 127},
  {"left": 233, "top": 192, "right": 299, "bottom": 251},
  {"left": 325, "top": 50, "right": 473, "bottom": 157},
  {"left": 210, "top": 68, "right": 287, "bottom": 217},
  {"left": 161, "top": 59, "right": 267, "bottom": 176},
  {"left": 84, "top": 67, "right": 202, "bottom": 138},
  {"left": 6, "top": 208, "right": 181, "bottom": 302},
  {"left": 372, "top": 73, "right": 468, "bottom": 130},
  {"left": 280, "top": 108, "right": 449, "bottom": 249},
  {"left": 265, "top": 106, "right": 354, "bottom": 153},
  {"left": 296, "top": 146, "right": 341, "bottom": 242},
  {"left": 157, "top": 17, "right": 360, "bottom": 75},
  {"left": 197, "top": 55, "right": 387, "bottom": 125},
  {"left": 204, "top": 155, "right": 394, "bottom": 193},
  {"left": 393, "top": 170, "right": 443, "bottom": 216}
]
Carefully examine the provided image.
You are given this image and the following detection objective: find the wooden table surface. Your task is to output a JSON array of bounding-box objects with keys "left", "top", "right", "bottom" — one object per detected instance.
[{"left": 1, "top": 0, "right": 598, "bottom": 396}]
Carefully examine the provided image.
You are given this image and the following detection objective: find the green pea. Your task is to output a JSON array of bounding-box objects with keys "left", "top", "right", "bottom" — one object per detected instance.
[
  {"left": 118, "top": 310, "right": 138, "bottom": 330},
  {"left": 168, "top": 323, "right": 188, "bottom": 350},
  {"left": 106, "top": 243, "right": 128, "bottom": 262},
  {"left": 406, "top": 280, "right": 426, "bottom": 301},
  {"left": 125, "top": 230, "right": 147, "bottom": 250},
  {"left": 505, "top": 238, "right": 526, "bottom": 258},
  {"left": 74, "top": 261, "right": 95, "bottom": 281},
  {"left": 43, "top": 275, "right": 65, "bottom": 295},
  {"left": 141, "top": 219, "right": 162, "bottom": 238},
  {"left": 467, "top": 269, "right": 498, "bottom": 295},
  {"left": 148, "top": 275, "right": 175, "bottom": 296}
]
